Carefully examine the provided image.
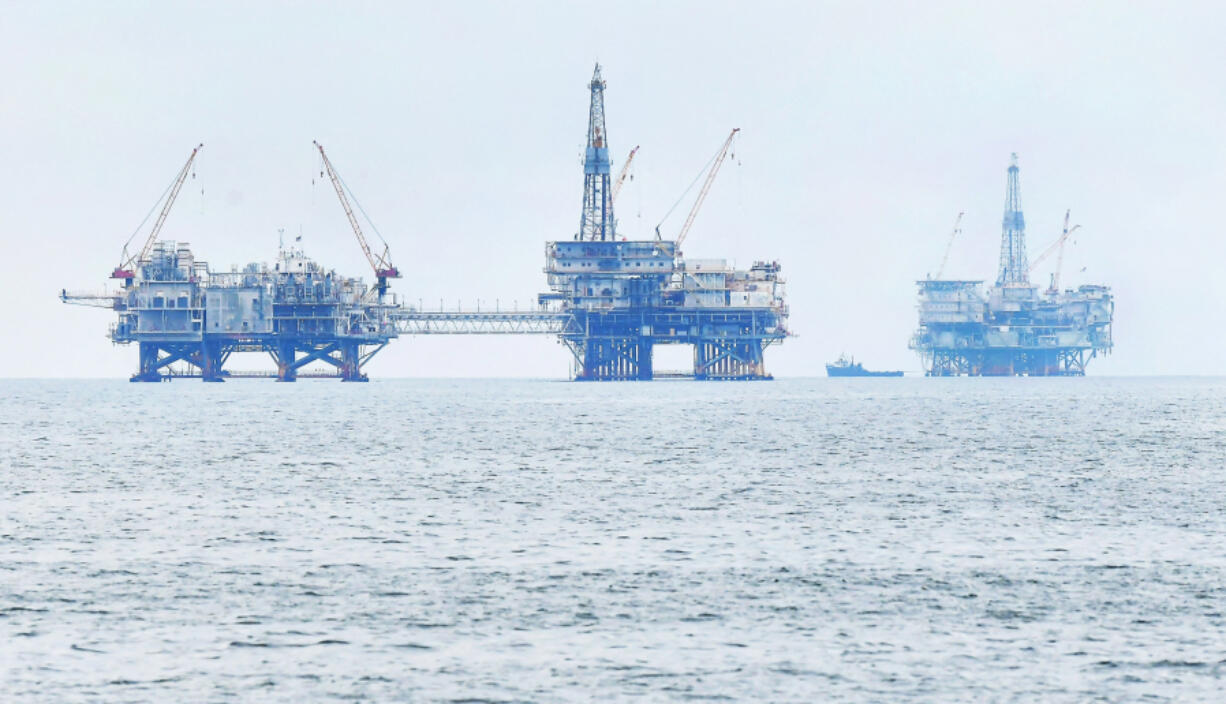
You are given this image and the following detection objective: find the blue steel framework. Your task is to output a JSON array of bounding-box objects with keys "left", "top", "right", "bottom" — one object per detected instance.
[
  {"left": 911, "top": 156, "right": 1114, "bottom": 376},
  {"left": 63, "top": 65, "right": 788, "bottom": 382},
  {"left": 579, "top": 64, "right": 615, "bottom": 242},
  {"left": 64, "top": 139, "right": 403, "bottom": 382},
  {"left": 997, "top": 153, "right": 1029, "bottom": 286},
  {"left": 535, "top": 65, "right": 789, "bottom": 381},
  {"left": 391, "top": 64, "right": 790, "bottom": 381},
  {"left": 387, "top": 304, "right": 788, "bottom": 381},
  {"left": 65, "top": 242, "right": 397, "bottom": 382},
  {"left": 556, "top": 307, "right": 785, "bottom": 381}
]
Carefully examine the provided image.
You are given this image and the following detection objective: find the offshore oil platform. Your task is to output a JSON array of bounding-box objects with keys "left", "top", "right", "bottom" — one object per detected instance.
[
  {"left": 910, "top": 155, "right": 1114, "bottom": 376},
  {"left": 534, "top": 64, "right": 789, "bottom": 380},
  {"left": 61, "top": 143, "right": 402, "bottom": 381},
  {"left": 61, "top": 64, "right": 790, "bottom": 381}
]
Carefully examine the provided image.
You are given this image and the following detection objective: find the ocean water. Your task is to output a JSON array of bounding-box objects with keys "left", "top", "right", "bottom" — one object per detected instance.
[{"left": 2, "top": 377, "right": 1225, "bottom": 702}]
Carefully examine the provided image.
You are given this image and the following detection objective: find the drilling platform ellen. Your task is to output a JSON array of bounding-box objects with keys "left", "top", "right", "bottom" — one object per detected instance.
[
  {"left": 61, "top": 64, "right": 790, "bottom": 381},
  {"left": 910, "top": 155, "right": 1114, "bottom": 376}
]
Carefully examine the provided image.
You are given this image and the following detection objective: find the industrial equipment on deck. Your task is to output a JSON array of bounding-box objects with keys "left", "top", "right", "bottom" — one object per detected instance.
[
  {"left": 62, "top": 145, "right": 400, "bottom": 382},
  {"left": 534, "top": 64, "right": 789, "bottom": 380},
  {"left": 910, "top": 155, "right": 1113, "bottom": 376},
  {"left": 62, "top": 65, "right": 789, "bottom": 382}
]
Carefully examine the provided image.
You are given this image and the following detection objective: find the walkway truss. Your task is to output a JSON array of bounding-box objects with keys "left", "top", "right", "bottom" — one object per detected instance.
[
  {"left": 390, "top": 308, "right": 786, "bottom": 381},
  {"left": 390, "top": 311, "right": 571, "bottom": 335}
]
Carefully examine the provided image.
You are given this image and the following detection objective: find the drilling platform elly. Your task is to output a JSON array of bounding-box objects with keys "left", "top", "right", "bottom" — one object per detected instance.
[
  {"left": 61, "top": 143, "right": 402, "bottom": 382},
  {"left": 910, "top": 155, "right": 1114, "bottom": 376},
  {"left": 61, "top": 64, "right": 790, "bottom": 381}
]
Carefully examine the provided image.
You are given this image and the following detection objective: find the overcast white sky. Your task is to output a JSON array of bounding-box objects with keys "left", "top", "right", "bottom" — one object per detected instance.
[{"left": 2, "top": 1, "right": 1223, "bottom": 377}]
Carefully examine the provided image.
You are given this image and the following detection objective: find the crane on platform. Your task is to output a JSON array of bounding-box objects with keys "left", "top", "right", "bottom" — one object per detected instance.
[
  {"left": 313, "top": 141, "right": 400, "bottom": 300},
  {"left": 112, "top": 143, "right": 203, "bottom": 281},
  {"left": 1029, "top": 209, "right": 1080, "bottom": 295},
  {"left": 935, "top": 212, "right": 965, "bottom": 279},
  {"left": 667, "top": 128, "right": 740, "bottom": 249},
  {"left": 611, "top": 145, "right": 639, "bottom": 203}
]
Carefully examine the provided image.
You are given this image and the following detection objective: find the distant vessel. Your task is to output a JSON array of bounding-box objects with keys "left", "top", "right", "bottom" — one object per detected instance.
[{"left": 826, "top": 355, "right": 903, "bottom": 377}]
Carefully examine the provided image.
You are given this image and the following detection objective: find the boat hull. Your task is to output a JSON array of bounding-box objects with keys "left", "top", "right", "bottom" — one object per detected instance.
[{"left": 826, "top": 364, "right": 903, "bottom": 377}]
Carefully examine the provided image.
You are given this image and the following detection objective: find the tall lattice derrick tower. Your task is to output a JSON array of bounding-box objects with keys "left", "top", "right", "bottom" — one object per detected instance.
[
  {"left": 996, "top": 153, "right": 1029, "bottom": 286},
  {"left": 577, "top": 63, "right": 615, "bottom": 241}
]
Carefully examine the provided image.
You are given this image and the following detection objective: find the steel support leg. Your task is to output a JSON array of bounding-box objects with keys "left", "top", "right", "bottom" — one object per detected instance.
[
  {"left": 276, "top": 341, "right": 297, "bottom": 382},
  {"left": 694, "top": 339, "right": 769, "bottom": 380},
  {"left": 340, "top": 341, "right": 367, "bottom": 382},
  {"left": 131, "top": 342, "right": 164, "bottom": 382},
  {"left": 201, "top": 340, "right": 225, "bottom": 382},
  {"left": 637, "top": 337, "right": 653, "bottom": 380}
]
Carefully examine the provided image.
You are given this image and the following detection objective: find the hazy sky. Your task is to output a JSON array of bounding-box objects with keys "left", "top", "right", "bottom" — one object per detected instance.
[{"left": 2, "top": 1, "right": 1223, "bottom": 377}]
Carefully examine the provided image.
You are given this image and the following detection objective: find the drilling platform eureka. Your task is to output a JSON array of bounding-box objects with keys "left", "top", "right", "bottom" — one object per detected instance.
[
  {"left": 61, "top": 65, "right": 789, "bottom": 381},
  {"left": 910, "top": 155, "right": 1114, "bottom": 376}
]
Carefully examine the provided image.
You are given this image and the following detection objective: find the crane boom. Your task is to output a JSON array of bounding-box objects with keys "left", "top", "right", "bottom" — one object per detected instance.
[
  {"left": 611, "top": 145, "right": 639, "bottom": 203},
  {"left": 313, "top": 141, "right": 399, "bottom": 296},
  {"left": 935, "top": 211, "right": 965, "bottom": 279},
  {"left": 675, "top": 128, "right": 740, "bottom": 249},
  {"left": 112, "top": 143, "right": 203, "bottom": 279},
  {"left": 1029, "top": 209, "right": 1079, "bottom": 286}
]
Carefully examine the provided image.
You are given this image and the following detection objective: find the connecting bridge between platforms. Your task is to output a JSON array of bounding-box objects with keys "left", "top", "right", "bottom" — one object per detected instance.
[
  {"left": 390, "top": 311, "right": 569, "bottom": 335},
  {"left": 64, "top": 66, "right": 792, "bottom": 382},
  {"left": 64, "top": 240, "right": 789, "bottom": 383},
  {"left": 390, "top": 306, "right": 786, "bottom": 381}
]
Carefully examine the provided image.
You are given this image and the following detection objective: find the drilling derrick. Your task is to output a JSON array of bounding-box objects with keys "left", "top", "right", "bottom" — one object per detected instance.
[
  {"left": 997, "top": 153, "right": 1029, "bottom": 286},
  {"left": 537, "top": 64, "right": 790, "bottom": 381},
  {"left": 61, "top": 65, "right": 790, "bottom": 383},
  {"left": 578, "top": 64, "right": 615, "bottom": 242},
  {"left": 910, "top": 154, "right": 1114, "bottom": 376}
]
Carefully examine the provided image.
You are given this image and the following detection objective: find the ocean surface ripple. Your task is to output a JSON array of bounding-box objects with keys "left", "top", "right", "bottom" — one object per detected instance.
[{"left": 2, "top": 377, "right": 1225, "bottom": 702}]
